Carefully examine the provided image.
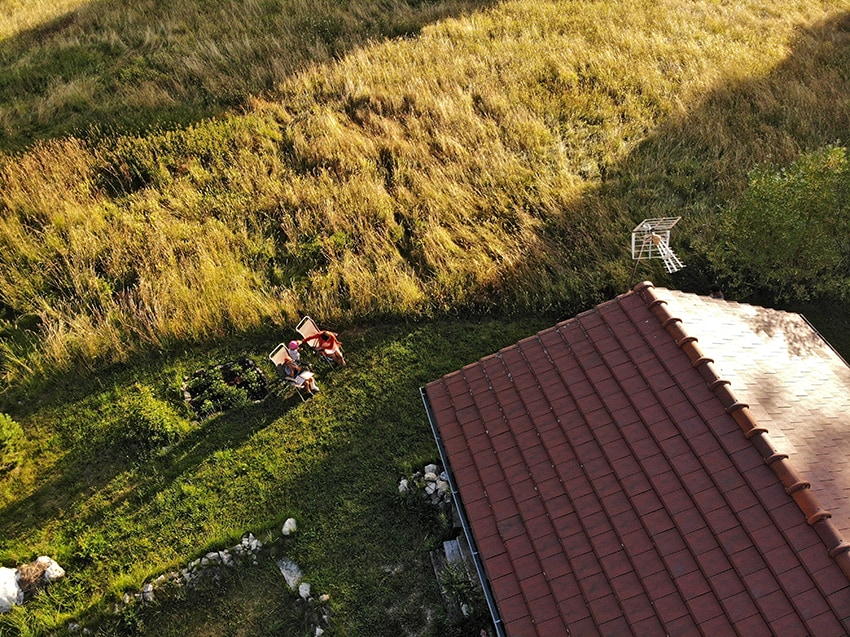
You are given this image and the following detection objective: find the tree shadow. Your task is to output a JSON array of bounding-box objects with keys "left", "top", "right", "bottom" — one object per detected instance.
[
  {"left": 0, "top": 0, "right": 499, "bottom": 153},
  {"left": 76, "top": 317, "right": 548, "bottom": 636}
]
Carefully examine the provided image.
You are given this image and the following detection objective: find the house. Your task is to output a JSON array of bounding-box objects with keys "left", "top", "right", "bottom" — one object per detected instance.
[{"left": 421, "top": 281, "right": 850, "bottom": 636}]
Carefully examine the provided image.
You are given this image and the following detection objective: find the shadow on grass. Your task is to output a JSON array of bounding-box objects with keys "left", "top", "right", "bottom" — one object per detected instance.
[
  {"left": 0, "top": 0, "right": 499, "bottom": 153},
  {"left": 123, "top": 317, "right": 554, "bottom": 637},
  {"left": 0, "top": 335, "right": 308, "bottom": 553},
  {"left": 5, "top": 316, "right": 551, "bottom": 636}
]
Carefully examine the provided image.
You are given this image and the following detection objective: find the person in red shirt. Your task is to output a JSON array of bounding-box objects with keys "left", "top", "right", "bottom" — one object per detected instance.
[{"left": 300, "top": 330, "right": 345, "bottom": 365}]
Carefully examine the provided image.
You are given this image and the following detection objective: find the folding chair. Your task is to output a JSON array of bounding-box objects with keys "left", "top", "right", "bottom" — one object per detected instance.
[
  {"left": 268, "top": 342, "right": 313, "bottom": 401},
  {"left": 295, "top": 316, "right": 345, "bottom": 366}
]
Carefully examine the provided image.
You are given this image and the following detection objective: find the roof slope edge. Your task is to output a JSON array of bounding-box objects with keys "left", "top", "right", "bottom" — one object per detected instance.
[{"left": 633, "top": 281, "right": 850, "bottom": 581}]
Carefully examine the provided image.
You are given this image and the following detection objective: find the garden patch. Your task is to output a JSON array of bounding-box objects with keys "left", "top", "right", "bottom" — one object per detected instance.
[{"left": 182, "top": 357, "right": 269, "bottom": 418}]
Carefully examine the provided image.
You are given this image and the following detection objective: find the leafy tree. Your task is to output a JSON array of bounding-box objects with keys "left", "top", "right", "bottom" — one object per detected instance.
[{"left": 705, "top": 145, "right": 850, "bottom": 303}]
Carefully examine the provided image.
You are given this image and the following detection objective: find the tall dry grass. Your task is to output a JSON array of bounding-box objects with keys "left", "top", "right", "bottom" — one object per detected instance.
[
  {"left": 0, "top": 0, "right": 489, "bottom": 149},
  {"left": 1, "top": 0, "right": 849, "bottom": 386}
]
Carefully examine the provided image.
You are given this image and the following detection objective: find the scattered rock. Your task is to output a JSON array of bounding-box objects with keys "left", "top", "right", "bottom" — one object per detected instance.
[
  {"left": 282, "top": 518, "right": 297, "bottom": 536},
  {"left": 0, "top": 567, "right": 22, "bottom": 613},
  {"left": 0, "top": 557, "right": 65, "bottom": 613},
  {"left": 277, "top": 558, "right": 303, "bottom": 590},
  {"left": 299, "top": 582, "right": 311, "bottom": 599}
]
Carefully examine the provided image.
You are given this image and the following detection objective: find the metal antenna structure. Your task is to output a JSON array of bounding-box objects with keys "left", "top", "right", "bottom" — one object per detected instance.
[{"left": 629, "top": 217, "right": 685, "bottom": 285}]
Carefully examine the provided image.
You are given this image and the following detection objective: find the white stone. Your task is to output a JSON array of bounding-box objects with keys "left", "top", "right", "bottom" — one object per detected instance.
[
  {"left": 282, "top": 518, "right": 297, "bottom": 536},
  {"left": 436, "top": 480, "right": 450, "bottom": 494},
  {"left": 0, "top": 567, "right": 22, "bottom": 613},
  {"left": 299, "top": 582, "right": 311, "bottom": 599},
  {"left": 315, "top": 628, "right": 324, "bottom": 636},
  {"left": 424, "top": 464, "right": 438, "bottom": 475},
  {"left": 423, "top": 472, "right": 438, "bottom": 482},
  {"left": 35, "top": 556, "right": 65, "bottom": 583},
  {"left": 277, "top": 558, "right": 303, "bottom": 590},
  {"left": 425, "top": 482, "right": 436, "bottom": 495},
  {"left": 397, "top": 478, "right": 409, "bottom": 493},
  {"left": 141, "top": 583, "right": 154, "bottom": 602}
]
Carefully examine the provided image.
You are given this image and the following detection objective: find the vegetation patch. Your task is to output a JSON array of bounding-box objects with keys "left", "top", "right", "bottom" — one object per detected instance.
[
  {"left": 182, "top": 357, "right": 269, "bottom": 419},
  {"left": 109, "top": 384, "right": 191, "bottom": 457},
  {"left": 0, "top": 413, "right": 24, "bottom": 473}
]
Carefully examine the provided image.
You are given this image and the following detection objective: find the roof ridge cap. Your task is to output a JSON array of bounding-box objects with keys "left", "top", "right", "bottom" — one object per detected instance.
[{"left": 634, "top": 281, "right": 850, "bottom": 582}]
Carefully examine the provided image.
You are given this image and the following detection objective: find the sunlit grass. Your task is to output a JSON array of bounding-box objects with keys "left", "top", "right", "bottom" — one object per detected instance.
[
  {"left": 2, "top": 0, "right": 849, "bottom": 388},
  {"left": 0, "top": 0, "right": 91, "bottom": 41}
]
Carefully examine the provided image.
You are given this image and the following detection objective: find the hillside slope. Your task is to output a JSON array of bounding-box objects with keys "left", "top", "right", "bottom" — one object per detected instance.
[{"left": 1, "top": 0, "right": 848, "bottom": 387}]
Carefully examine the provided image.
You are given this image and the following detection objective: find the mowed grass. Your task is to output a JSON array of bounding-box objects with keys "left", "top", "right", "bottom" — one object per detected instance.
[
  {"left": 0, "top": 317, "right": 554, "bottom": 636},
  {"left": 1, "top": 0, "right": 850, "bottom": 634}
]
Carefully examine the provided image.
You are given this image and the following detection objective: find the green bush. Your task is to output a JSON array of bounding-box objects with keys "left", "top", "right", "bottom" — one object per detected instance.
[
  {"left": 111, "top": 384, "right": 189, "bottom": 454},
  {"left": 184, "top": 358, "right": 268, "bottom": 418},
  {"left": 0, "top": 412, "right": 24, "bottom": 470},
  {"left": 704, "top": 145, "right": 850, "bottom": 303}
]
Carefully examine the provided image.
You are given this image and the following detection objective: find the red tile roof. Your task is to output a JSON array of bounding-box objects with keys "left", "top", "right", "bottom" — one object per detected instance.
[{"left": 423, "top": 282, "right": 850, "bottom": 636}]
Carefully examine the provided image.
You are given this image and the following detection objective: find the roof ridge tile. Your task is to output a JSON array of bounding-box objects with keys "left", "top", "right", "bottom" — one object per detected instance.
[{"left": 634, "top": 281, "right": 850, "bottom": 582}]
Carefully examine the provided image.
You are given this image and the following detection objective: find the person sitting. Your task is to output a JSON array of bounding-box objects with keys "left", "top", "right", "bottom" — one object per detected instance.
[
  {"left": 287, "top": 340, "right": 310, "bottom": 368},
  {"left": 300, "top": 330, "right": 345, "bottom": 365},
  {"left": 279, "top": 353, "right": 320, "bottom": 396}
]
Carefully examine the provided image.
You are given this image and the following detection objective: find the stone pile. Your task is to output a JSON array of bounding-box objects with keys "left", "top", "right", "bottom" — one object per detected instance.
[
  {"left": 129, "top": 532, "right": 264, "bottom": 604},
  {"left": 124, "top": 518, "right": 330, "bottom": 635},
  {"left": 399, "top": 463, "right": 452, "bottom": 513}
]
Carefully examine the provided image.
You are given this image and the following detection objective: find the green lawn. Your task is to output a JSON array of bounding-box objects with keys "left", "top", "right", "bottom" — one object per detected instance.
[{"left": 0, "top": 315, "right": 557, "bottom": 635}]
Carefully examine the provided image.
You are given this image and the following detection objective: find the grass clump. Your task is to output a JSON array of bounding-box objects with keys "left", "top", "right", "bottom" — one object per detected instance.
[{"left": 110, "top": 383, "right": 190, "bottom": 455}]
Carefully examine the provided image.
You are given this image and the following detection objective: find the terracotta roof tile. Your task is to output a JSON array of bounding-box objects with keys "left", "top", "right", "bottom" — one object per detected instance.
[{"left": 423, "top": 282, "right": 850, "bottom": 636}]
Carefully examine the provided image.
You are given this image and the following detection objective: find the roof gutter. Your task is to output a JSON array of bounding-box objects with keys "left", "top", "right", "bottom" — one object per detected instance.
[{"left": 420, "top": 386, "right": 506, "bottom": 637}]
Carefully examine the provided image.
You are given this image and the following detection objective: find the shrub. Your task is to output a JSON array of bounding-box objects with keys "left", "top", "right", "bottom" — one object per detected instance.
[
  {"left": 111, "top": 384, "right": 189, "bottom": 454},
  {"left": 703, "top": 145, "right": 850, "bottom": 303},
  {"left": 0, "top": 412, "right": 24, "bottom": 471}
]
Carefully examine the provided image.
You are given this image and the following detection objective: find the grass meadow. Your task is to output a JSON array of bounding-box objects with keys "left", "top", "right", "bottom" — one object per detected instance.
[{"left": 1, "top": 0, "right": 850, "bottom": 634}]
